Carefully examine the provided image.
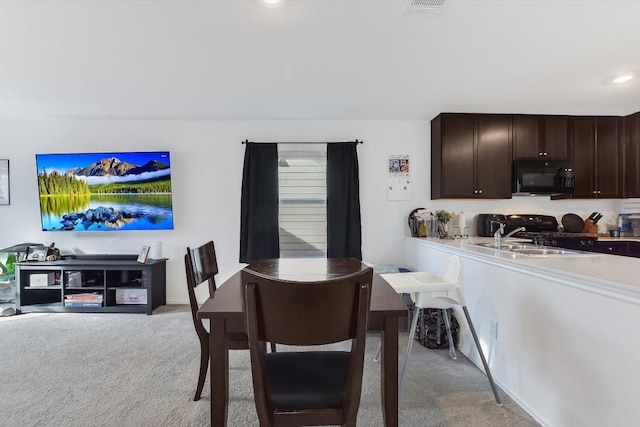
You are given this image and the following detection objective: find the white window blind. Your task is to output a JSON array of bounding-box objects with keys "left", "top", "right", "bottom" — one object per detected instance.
[{"left": 278, "top": 150, "right": 327, "bottom": 258}]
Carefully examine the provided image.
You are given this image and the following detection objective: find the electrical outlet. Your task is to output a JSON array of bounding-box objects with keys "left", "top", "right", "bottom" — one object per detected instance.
[{"left": 490, "top": 318, "right": 498, "bottom": 339}]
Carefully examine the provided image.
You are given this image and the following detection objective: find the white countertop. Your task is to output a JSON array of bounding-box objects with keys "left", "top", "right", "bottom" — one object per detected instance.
[{"left": 408, "top": 237, "right": 640, "bottom": 303}]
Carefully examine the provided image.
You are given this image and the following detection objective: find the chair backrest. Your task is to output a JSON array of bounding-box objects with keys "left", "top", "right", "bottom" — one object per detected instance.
[
  {"left": 184, "top": 241, "right": 219, "bottom": 335},
  {"left": 242, "top": 266, "right": 373, "bottom": 426},
  {"left": 440, "top": 255, "right": 461, "bottom": 286},
  {"left": 413, "top": 255, "right": 466, "bottom": 309}
]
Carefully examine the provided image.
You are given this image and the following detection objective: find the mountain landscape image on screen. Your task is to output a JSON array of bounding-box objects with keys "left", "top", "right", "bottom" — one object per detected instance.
[{"left": 36, "top": 151, "right": 174, "bottom": 231}]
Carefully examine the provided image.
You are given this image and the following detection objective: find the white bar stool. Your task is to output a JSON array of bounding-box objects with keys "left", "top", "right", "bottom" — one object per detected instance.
[{"left": 379, "top": 255, "right": 501, "bottom": 404}]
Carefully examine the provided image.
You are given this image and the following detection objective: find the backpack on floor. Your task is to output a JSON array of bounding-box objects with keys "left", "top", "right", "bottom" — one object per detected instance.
[{"left": 414, "top": 307, "right": 459, "bottom": 349}]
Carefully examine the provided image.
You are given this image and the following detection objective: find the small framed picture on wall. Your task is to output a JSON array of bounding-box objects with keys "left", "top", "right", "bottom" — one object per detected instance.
[{"left": 0, "top": 159, "right": 9, "bottom": 206}]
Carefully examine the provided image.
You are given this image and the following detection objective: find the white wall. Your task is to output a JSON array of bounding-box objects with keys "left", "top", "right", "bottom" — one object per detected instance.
[{"left": 0, "top": 119, "right": 622, "bottom": 303}]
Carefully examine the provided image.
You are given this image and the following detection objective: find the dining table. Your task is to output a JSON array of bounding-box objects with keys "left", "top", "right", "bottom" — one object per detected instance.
[{"left": 196, "top": 257, "right": 408, "bottom": 427}]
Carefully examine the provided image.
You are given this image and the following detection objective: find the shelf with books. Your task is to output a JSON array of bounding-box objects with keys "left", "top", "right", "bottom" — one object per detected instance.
[
  {"left": 64, "top": 301, "right": 103, "bottom": 308},
  {"left": 64, "top": 292, "right": 103, "bottom": 308},
  {"left": 16, "top": 255, "right": 166, "bottom": 315}
]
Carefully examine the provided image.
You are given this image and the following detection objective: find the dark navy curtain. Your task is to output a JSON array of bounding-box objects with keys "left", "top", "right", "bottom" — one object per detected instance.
[
  {"left": 326, "top": 142, "right": 362, "bottom": 260},
  {"left": 239, "top": 143, "right": 280, "bottom": 263}
]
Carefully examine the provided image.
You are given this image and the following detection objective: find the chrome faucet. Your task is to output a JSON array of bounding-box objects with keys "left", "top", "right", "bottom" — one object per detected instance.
[
  {"left": 497, "top": 226, "right": 527, "bottom": 247},
  {"left": 493, "top": 222, "right": 506, "bottom": 247}
]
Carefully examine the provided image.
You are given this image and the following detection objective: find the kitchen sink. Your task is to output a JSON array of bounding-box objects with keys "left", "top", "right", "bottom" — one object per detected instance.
[
  {"left": 476, "top": 243, "right": 532, "bottom": 250},
  {"left": 510, "top": 248, "right": 581, "bottom": 255},
  {"left": 472, "top": 242, "right": 587, "bottom": 256}
]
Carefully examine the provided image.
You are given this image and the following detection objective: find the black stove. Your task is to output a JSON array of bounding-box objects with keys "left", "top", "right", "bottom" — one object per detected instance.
[
  {"left": 516, "top": 231, "right": 598, "bottom": 249},
  {"left": 504, "top": 214, "right": 598, "bottom": 250}
]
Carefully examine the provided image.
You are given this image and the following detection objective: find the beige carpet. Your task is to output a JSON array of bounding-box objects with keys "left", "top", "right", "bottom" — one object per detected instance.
[{"left": 0, "top": 305, "right": 539, "bottom": 426}]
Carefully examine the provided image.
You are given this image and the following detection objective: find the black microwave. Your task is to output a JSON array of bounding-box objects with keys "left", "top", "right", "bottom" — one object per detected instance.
[{"left": 512, "top": 160, "right": 574, "bottom": 195}]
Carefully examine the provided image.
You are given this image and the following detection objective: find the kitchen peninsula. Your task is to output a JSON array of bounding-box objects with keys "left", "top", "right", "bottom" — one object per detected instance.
[{"left": 404, "top": 237, "right": 640, "bottom": 427}]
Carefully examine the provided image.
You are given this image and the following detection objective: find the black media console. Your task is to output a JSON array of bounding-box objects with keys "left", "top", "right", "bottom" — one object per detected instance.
[{"left": 15, "top": 254, "right": 166, "bottom": 315}]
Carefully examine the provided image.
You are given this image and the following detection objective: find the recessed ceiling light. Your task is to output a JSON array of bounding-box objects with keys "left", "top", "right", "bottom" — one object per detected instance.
[
  {"left": 264, "top": 0, "right": 280, "bottom": 3},
  {"left": 612, "top": 75, "right": 633, "bottom": 84}
]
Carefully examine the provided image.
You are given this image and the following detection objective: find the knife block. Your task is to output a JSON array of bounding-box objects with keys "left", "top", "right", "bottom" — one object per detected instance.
[{"left": 582, "top": 219, "right": 598, "bottom": 234}]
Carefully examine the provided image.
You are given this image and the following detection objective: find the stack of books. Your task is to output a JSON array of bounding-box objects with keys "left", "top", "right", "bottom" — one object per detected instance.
[{"left": 64, "top": 292, "right": 103, "bottom": 307}]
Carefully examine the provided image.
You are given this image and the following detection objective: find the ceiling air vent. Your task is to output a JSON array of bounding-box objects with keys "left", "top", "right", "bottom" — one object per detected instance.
[{"left": 405, "top": 0, "right": 446, "bottom": 14}]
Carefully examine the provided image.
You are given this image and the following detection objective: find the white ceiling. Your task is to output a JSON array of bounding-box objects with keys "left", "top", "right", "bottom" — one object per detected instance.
[{"left": 1, "top": 0, "right": 639, "bottom": 121}]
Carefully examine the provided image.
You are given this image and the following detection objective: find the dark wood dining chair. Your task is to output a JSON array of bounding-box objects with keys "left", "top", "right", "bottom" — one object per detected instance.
[
  {"left": 242, "top": 266, "right": 373, "bottom": 427},
  {"left": 184, "top": 241, "right": 250, "bottom": 401}
]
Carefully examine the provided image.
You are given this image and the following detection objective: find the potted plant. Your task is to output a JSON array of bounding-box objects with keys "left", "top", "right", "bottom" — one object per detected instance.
[{"left": 436, "top": 210, "right": 452, "bottom": 238}]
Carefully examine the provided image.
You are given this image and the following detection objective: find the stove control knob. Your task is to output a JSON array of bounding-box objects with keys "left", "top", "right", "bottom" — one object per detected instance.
[
  {"left": 579, "top": 240, "right": 586, "bottom": 246},
  {"left": 552, "top": 240, "right": 558, "bottom": 246}
]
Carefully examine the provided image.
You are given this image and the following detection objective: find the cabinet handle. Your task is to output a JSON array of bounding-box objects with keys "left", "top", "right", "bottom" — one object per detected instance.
[
  {"left": 538, "top": 152, "right": 543, "bottom": 156},
  {"left": 593, "top": 191, "right": 598, "bottom": 194},
  {"left": 478, "top": 189, "right": 483, "bottom": 194},
  {"left": 543, "top": 152, "right": 548, "bottom": 156}
]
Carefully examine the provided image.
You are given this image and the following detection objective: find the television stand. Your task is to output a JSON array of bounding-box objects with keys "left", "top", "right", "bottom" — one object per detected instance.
[{"left": 15, "top": 255, "right": 166, "bottom": 315}]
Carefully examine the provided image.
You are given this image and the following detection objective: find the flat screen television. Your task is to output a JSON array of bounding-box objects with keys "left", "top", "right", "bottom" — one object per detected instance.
[{"left": 36, "top": 151, "right": 174, "bottom": 231}]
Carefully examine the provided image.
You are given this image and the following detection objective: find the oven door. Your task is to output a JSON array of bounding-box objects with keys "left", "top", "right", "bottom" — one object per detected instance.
[{"left": 512, "top": 160, "right": 573, "bottom": 195}]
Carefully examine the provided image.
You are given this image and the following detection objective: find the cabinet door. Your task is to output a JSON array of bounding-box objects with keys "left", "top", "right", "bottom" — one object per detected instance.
[
  {"left": 627, "top": 241, "right": 640, "bottom": 258},
  {"left": 624, "top": 112, "right": 640, "bottom": 198},
  {"left": 595, "top": 116, "right": 622, "bottom": 198},
  {"left": 542, "top": 116, "right": 570, "bottom": 159},
  {"left": 513, "top": 116, "right": 540, "bottom": 159},
  {"left": 476, "top": 115, "right": 512, "bottom": 198},
  {"left": 439, "top": 114, "right": 476, "bottom": 198},
  {"left": 593, "top": 241, "right": 628, "bottom": 256},
  {"left": 571, "top": 116, "right": 596, "bottom": 198}
]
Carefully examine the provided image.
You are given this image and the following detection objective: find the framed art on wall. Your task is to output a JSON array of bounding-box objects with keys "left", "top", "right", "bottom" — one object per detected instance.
[{"left": 0, "top": 159, "right": 9, "bottom": 206}]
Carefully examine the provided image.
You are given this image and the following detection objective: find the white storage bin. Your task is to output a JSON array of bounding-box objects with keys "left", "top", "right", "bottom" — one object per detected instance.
[{"left": 115, "top": 289, "right": 147, "bottom": 305}]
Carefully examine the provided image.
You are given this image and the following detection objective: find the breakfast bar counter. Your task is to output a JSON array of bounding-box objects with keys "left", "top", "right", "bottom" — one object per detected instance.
[
  {"left": 403, "top": 236, "right": 640, "bottom": 427},
  {"left": 409, "top": 236, "right": 640, "bottom": 303}
]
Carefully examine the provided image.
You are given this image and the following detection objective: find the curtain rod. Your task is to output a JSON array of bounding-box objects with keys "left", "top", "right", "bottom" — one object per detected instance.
[{"left": 241, "top": 139, "right": 363, "bottom": 145}]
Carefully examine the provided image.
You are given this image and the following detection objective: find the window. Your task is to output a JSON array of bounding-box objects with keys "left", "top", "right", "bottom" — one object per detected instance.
[{"left": 278, "top": 150, "right": 327, "bottom": 258}]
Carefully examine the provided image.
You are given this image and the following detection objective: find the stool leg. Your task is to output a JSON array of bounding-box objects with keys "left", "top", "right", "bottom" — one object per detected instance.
[
  {"left": 399, "top": 306, "right": 421, "bottom": 397},
  {"left": 442, "top": 309, "right": 457, "bottom": 360},
  {"left": 462, "top": 306, "right": 502, "bottom": 405}
]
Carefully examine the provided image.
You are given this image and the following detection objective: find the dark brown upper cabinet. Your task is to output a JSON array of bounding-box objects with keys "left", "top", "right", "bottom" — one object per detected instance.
[
  {"left": 624, "top": 112, "right": 640, "bottom": 198},
  {"left": 431, "top": 113, "right": 512, "bottom": 199},
  {"left": 513, "top": 115, "right": 569, "bottom": 160},
  {"left": 570, "top": 116, "right": 623, "bottom": 198}
]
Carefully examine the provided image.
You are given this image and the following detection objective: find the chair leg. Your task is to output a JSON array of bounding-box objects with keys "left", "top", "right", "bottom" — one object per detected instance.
[
  {"left": 462, "top": 306, "right": 502, "bottom": 405},
  {"left": 442, "top": 309, "right": 457, "bottom": 360},
  {"left": 270, "top": 342, "right": 277, "bottom": 353},
  {"left": 419, "top": 308, "right": 425, "bottom": 344},
  {"left": 194, "top": 342, "right": 208, "bottom": 401},
  {"left": 436, "top": 310, "right": 443, "bottom": 345},
  {"left": 399, "top": 306, "right": 421, "bottom": 397},
  {"left": 373, "top": 341, "right": 381, "bottom": 362}
]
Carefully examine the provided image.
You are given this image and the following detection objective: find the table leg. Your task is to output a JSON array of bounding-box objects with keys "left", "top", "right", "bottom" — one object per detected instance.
[
  {"left": 210, "top": 319, "right": 228, "bottom": 427},
  {"left": 381, "top": 317, "right": 399, "bottom": 427}
]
